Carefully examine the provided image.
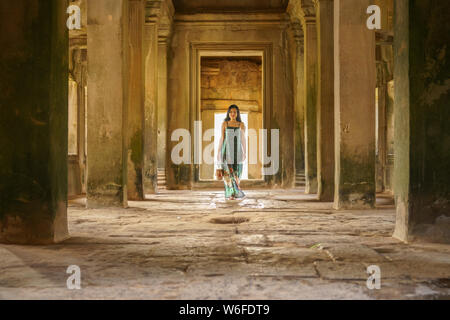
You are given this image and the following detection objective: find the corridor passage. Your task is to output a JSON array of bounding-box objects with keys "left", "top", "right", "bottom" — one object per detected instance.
[{"left": 1, "top": 189, "right": 449, "bottom": 299}]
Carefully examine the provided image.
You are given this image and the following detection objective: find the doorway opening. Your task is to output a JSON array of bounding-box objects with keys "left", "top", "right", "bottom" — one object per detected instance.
[{"left": 199, "top": 56, "right": 263, "bottom": 182}]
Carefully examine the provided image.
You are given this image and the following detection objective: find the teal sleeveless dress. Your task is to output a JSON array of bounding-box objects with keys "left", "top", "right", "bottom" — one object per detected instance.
[{"left": 221, "top": 123, "right": 245, "bottom": 199}]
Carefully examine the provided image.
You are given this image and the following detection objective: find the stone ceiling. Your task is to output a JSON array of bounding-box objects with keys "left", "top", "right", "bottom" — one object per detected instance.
[{"left": 172, "top": 0, "right": 289, "bottom": 14}]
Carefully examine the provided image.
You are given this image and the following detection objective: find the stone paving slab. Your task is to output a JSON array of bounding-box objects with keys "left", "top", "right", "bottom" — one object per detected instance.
[
  {"left": 314, "top": 261, "right": 368, "bottom": 280},
  {"left": 320, "top": 243, "right": 388, "bottom": 263},
  {"left": 0, "top": 190, "right": 449, "bottom": 299}
]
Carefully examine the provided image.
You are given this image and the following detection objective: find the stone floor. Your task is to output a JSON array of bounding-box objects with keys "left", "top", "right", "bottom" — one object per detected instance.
[{"left": 1, "top": 188, "right": 449, "bottom": 300}]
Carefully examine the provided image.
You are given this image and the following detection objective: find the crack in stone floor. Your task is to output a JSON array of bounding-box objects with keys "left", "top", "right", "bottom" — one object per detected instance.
[{"left": 0, "top": 189, "right": 449, "bottom": 300}]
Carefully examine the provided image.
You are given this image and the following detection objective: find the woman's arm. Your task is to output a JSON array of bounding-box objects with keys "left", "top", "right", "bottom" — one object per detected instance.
[{"left": 240, "top": 122, "right": 247, "bottom": 161}]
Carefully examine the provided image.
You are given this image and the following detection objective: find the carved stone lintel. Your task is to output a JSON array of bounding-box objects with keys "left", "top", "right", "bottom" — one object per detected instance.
[
  {"left": 146, "top": 0, "right": 163, "bottom": 23},
  {"left": 158, "top": 0, "right": 175, "bottom": 44},
  {"left": 290, "top": 21, "right": 304, "bottom": 47},
  {"left": 288, "top": 0, "right": 316, "bottom": 31},
  {"left": 146, "top": 0, "right": 174, "bottom": 45},
  {"left": 300, "top": 0, "right": 316, "bottom": 18},
  {"left": 376, "top": 32, "right": 394, "bottom": 45}
]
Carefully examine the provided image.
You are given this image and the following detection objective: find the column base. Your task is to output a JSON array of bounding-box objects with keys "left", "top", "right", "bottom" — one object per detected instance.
[
  {"left": 87, "top": 185, "right": 127, "bottom": 208},
  {"left": 334, "top": 192, "right": 375, "bottom": 210},
  {"left": 0, "top": 211, "right": 69, "bottom": 245},
  {"left": 305, "top": 178, "right": 318, "bottom": 194}
]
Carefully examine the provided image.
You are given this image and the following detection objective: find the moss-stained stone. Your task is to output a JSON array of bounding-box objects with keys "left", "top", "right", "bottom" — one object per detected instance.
[
  {"left": 130, "top": 130, "right": 144, "bottom": 171},
  {"left": 144, "top": 158, "right": 158, "bottom": 193},
  {"left": 128, "top": 129, "right": 144, "bottom": 200},
  {"left": 0, "top": 0, "right": 69, "bottom": 244},
  {"left": 334, "top": 0, "right": 376, "bottom": 210},
  {"left": 303, "top": 21, "right": 318, "bottom": 194},
  {"left": 86, "top": 0, "right": 128, "bottom": 208},
  {"left": 87, "top": 181, "right": 125, "bottom": 208},
  {"left": 269, "top": 118, "right": 283, "bottom": 187},
  {"left": 168, "top": 164, "right": 191, "bottom": 190},
  {"left": 393, "top": 0, "right": 450, "bottom": 243},
  {"left": 292, "top": 41, "right": 305, "bottom": 174},
  {"left": 316, "top": 0, "right": 335, "bottom": 202},
  {"left": 143, "top": 23, "right": 158, "bottom": 194},
  {"left": 336, "top": 149, "right": 376, "bottom": 209},
  {"left": 294, "top": 114, "right": 305, "bottom": 170},
  {"left": 126, "top": 0, "right": 145, "bottom": 201}
]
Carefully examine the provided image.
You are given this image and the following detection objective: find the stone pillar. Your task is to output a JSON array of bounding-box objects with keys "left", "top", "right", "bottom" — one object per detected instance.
[
  {"left": 0, "top": 0, "right": 69, "bottom": 244},
  {"left": 87, "top": 0, "right": 128, "bottom": 207},
  {"left": 393, "top": 0, "right": 450, "bottom": 243},
  {"left": 302, "top": 17, "right": 319, "bottom": 194},
  {"left": 73, "top": 49, "right": 87, "bottom": 195},
  {"left": 376, "top": 83, "right": 387, "bottom": 193},
  {"left": 126, "top": 0, "right": 145, "bottom": 200},
  {"left": 166, "top": 30, "right": 191, "bottom": 191},
  {"left": 376, "top": 40, "right": 394, "bottom": 192},
  {"left": 293, "top": 28, "right": 306, "bottom": 175},
  {"left": 279, "top": 34, "right": 295, "bottom": 189},
  {"left": 385, "top": 80, "right": 395, "bottom": 192},
  {"left": 143, "top": 19, "right": 159, "bottom": 194},
  {"left": 157, "top": 39, "right": 169, "bottom": 169},
  {"left": 316, "top": 0, "right": 335, "bottom": 201},
  {"left": 333, "top": 0, "right": 376, "bottom": 209}
]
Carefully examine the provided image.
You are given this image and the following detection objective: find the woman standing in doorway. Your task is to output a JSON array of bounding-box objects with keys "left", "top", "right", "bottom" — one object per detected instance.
[{"left": 217, "top": 105, "right": 247, "bottom": 200}]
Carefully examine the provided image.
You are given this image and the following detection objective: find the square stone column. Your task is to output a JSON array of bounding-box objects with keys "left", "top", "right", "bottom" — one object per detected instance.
[
  {"left": 302, "top": 17, "right": 319, "bottom": 194},
  {"left": 126, "top": 0, "right": 146, "bottom": 200},
  {"left": 157, "top": 42, "right": 168, "bottom": 169},
  {"left": 333, "top": 0, "right": 376, "bottom": 209},
  {"left": 376, "top": 83, "right": 387, "bottom": 193},
  {"left": 291, "top": 25, "right": 306, "bottom": 175},
  {"left": 0, "top": 0, "right": 69, "bottom": 244},
  {"left": 87, "top": 0, "right": 129, "bottom": 207},
  {"left": 316, "top": 0, "right": 335, "bottom": 201},
  {"left": 393, "top": 0, "right": 450, "bottom": 243},
  {"left": 143, "top": 22, "right": 159, "bottom": 194}
]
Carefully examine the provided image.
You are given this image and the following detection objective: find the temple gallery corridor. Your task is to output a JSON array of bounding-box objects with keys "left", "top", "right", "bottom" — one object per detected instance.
[
  {"left": 0, "top": 189, "right": 449, "bottom": 299},
  {"left": 1, "top": 0, "right": 450, "bottom": 300}
]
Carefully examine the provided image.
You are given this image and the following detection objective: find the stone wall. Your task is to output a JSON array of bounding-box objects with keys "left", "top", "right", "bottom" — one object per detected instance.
[{"left": 201, "top": 57, "right": 262, "bottom": 107}]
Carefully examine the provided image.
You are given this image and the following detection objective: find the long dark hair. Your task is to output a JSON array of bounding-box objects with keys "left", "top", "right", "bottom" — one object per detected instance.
[{"left": 224, "top": 105, "right": 242, "bottom": 122}]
